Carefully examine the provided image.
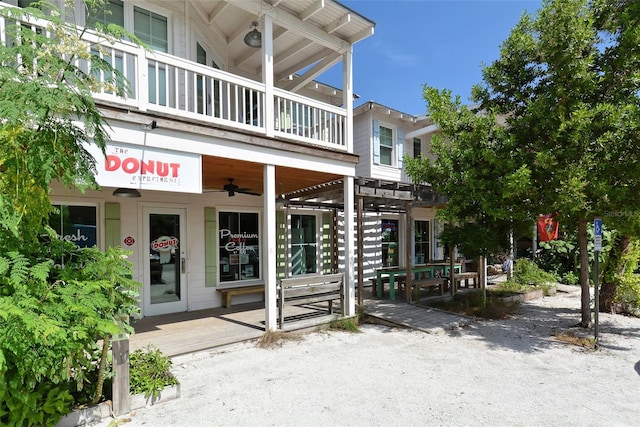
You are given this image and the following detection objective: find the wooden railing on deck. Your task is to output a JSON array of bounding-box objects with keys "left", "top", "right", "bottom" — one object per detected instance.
[{"left": 1, "top": 6, "right": 348, "bottom": 152}]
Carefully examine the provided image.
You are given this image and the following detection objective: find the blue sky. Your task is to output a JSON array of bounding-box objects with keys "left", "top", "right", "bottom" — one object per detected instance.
[{"left": 325, "top": 0, "right": 542, "bottom": 115}]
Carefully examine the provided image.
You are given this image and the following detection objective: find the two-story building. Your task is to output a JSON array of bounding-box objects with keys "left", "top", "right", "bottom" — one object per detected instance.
[
  {"left": 2, "top": 0, "right": 376, "bottom": 329},
  {"left": 351, "top": 101, "right": 451, "bottom": 286}
]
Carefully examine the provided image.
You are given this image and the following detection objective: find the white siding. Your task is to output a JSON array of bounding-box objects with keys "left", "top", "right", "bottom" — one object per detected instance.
[
  {"left": 353, "top": 110, "right": 372, "bottom": 177},
  {"left": 50, "top": 183, "right": 266, "bottom": 314}
]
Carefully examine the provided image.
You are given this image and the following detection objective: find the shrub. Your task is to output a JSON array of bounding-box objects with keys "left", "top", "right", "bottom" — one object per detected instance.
[
  {"left": 613, "top": 273, "right": 640, "bottom": 316},
  {"left": 0, "top": 245, "right": 139, "bottom": 426},
  {"left": 130, "top": 346, "right": 179, "bottom": 398},
  {"left": 562, "top": 271, "right": 579, "bottom": 286},
  {"left": 510, "top": 258, "right": 556, "bottom": 287}
]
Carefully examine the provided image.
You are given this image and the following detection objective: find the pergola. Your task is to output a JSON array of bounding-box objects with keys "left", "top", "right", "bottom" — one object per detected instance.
[{"left": 279, "top": 177, "right": 449, "bottom": 305}]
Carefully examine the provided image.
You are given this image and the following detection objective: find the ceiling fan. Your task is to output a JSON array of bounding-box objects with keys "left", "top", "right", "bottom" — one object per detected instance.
[{"left": 220, "top": 178, "right": 261, "bottom": 197}]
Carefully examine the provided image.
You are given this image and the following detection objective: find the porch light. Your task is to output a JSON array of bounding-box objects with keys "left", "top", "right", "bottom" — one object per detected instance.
[
  {"left": 244, "top": 21, "right": 261, "bottom": 48},
  {"left": 113, "top": 188, "right": 141, "bottom": 198}
]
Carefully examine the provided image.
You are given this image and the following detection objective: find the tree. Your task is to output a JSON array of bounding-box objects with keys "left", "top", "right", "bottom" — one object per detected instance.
[
  {"left": 408, "top": 0, "right": 640, "bottom": 326},
  {"left": 404, "top": 89, "right": 526, "bottom": 262},
  {"left": 0, "top": 1, "right": 141, "bottom": 424}
]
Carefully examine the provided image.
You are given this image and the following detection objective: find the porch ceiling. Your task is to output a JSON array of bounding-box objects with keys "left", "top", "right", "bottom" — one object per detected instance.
[
  {"left": 201, "top": 156, "right": 448, "bottom": 211},
  {"left": 201, "top": 155, "right": 343, "bottom": 197},
  {"left": 191, "top": 0, "right": 375, "bottom": 103}
]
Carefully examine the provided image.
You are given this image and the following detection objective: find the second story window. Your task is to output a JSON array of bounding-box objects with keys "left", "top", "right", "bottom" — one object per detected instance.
[
  {"left": 87, "top": 0, "right": 124, "bottom": 28},
  {"left": 134, "top": 7, "right": 168, "bottom": 53},
  {"left": 374, "top": 120, "right": 403, "bottom": 168},
  {"left": 413, "top": 138, "right": 422, "bottom": 158},
  {"left": 379, "top": 125, "right": 393, "bottom": 166}
]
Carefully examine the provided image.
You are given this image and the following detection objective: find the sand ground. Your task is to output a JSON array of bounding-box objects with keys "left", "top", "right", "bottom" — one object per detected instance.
[{"left": 96, "top": 290, "right": 640, "bottom": 427}]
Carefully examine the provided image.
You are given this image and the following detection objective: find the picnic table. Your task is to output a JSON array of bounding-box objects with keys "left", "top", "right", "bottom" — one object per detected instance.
[{"left": 376, "top": 262, "right": 462, "bottom": 300}]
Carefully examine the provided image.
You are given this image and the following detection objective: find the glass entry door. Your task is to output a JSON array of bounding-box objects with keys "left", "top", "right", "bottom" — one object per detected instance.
[{"left": 143, "top": 207, "right": 187, "bottom": 315}]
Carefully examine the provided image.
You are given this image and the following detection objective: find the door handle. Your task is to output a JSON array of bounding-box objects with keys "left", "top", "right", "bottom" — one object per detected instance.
[{"left": 181, "top": 257, "right": 186, "bottom": 274}]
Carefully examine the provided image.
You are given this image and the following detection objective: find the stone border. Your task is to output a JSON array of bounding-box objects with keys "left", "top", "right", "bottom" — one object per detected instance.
[{"left": 56, "top": 384, "right": 181, "bottom": 427}]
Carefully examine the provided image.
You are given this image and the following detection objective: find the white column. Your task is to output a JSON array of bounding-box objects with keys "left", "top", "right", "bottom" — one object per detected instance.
[
  {"left": 342, "top": 46, "right": 353, "bottom": 152},
  {"left": 263, "top": 164, "right": 277, "bottom": 330},
  {"left": 263, "top": 14, "right": 274, "bottom": 138},
  {"left": 343, "top": 176, "right": 355, "bottom": 316}
]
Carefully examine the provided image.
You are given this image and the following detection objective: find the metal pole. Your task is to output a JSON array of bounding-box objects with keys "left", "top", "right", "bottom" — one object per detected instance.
[
  {"left": 594, "top": 250, "right": 599, "bottom": 346},
  {"left": 593, "top": 217, "right": 602, "bottom": 347}
]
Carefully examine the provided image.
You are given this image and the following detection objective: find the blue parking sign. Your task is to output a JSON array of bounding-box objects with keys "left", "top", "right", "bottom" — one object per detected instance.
[{"left": 594, "top": 218, "right": 602, "bottom": 250}]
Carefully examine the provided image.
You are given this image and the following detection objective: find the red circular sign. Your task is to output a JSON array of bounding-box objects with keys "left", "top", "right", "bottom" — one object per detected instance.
[{"left": 123, "top": 236, "right": 135, "bottom": 246}]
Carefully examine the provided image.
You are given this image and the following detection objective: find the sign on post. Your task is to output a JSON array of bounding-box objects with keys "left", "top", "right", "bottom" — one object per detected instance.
[
  {"left": 593, "top": 217, "right": 602, "bottom": 346},
  {"left": 594, "top": 218, "right": 602, "bottom": 251}
]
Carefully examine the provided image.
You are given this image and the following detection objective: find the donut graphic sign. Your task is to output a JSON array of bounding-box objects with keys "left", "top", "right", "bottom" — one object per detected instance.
[{"left": 151, "top": 236, "right": 179, "bottom": 264}]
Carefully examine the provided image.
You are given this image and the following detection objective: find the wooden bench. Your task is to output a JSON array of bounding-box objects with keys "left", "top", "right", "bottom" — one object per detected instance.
[
  {"left": 411, "top": 278, "right": 447, "bottom": 299},
  {"left": 453, "top": 272, "right": 480, "bottom": 291},
  {"left": 217, "top": 285, "right": 264, "bottom": 308},
  {"left": 278, "top": 273, "right": 344, "bottom": 328}
]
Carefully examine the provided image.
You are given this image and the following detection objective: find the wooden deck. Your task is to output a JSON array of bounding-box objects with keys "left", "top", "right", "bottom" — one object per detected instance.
[
  {"left": 128, "top": 282, "right": 498, "bottom": 359},
  {"left": 129, "top": 302, "right": 339, "bottom": 357}
]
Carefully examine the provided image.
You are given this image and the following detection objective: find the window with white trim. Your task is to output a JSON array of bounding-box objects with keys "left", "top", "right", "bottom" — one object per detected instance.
[
  {"left": 379, "top": 125, "right": 394, "bottom": 166},
  {"left": 134, "top": 7, "right": 168, "bottom": 53},
  {"left": 87, "top": 0, "right": 124, "bottom": 27}
]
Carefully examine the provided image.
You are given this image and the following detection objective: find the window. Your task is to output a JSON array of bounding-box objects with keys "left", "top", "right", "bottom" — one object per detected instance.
[
  {"left": 381, "top": 219, "right": 399, "bottom": 267},
  {"left": 219, "top": 212, "right": 260, "bottom": 283},
  {"left": 134, "top": 6, "right": 168, "bottom": 105},
  {"left": 18, "top": 0, "right": 38, "bottom": 7},
  {"left": 413, "top": 137, "right": 422, "bottom": 158},
  {"left": 134, "top": 7, "right": 168, "bottom": 52},
  {"left": 379, "top": 125, "right": 393, "bottom": 166},
  {"left": 291, "top": 214, "right": 317, "bottom": 275},
  {"left": 414, "top": 220, "right": 430, "bottom": 264},
  {"left": 87, "top": 0, "right": 124, "bottom": 28},
  {"left": 49, "top": 205, "right": 97, "bottom": 248}
]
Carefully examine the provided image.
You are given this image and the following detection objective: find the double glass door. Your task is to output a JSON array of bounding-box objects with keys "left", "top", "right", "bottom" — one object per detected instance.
[{"left": 143, "top": 207, "right": 187, "bottom": 315}]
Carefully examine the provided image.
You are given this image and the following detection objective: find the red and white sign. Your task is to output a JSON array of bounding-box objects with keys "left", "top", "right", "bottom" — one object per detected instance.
[
  {"left": 85, "top": 143, "right": 202, "bottom": 193},
  {"left": 151, "top": 236, "right": 179, "bottom": 264},
  {"left": 123, "top": 236, "right": 135, "bottom": 247}
]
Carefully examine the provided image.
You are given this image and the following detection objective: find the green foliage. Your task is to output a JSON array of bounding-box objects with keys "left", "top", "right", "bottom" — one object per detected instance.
[
  {"left": 404, "top": 86, "right": 528, "bottom": 259},
  {"left": 409, "top": 0, "right": 640, "bottom": 324},
  {"left": 0, "top": 2, "right": 143, "bottom": 423},
  {"left": 614, "top": 276, "right": 640, "bottom": 316},
  {"left": 0, "top": 246, "right": 140, "bottom": 425},
  {"left": 508, "top": 258, "right": 557, "bottom": 287},
  {"left": 536, "top": 224, "right": 611, "bottom": 282},
  {"left": 562, "top": 271, "right": 579, "bottom": 286},
  {"left": 329, "top": 317, "right": 361, "bottom": 332},
  {"left": 129, "top": 346, "right": 179, "bottom": 398},
  {"left": 609, "top": 239, "right": 640, "bottom": 315},
  {"left": 0, "top": 0, "right": 133, "bottom": 251}
]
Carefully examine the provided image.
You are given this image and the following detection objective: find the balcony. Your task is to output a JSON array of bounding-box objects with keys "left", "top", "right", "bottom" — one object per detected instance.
[
  {"left": 90, "top": 40, "right": 349, "bottom": 151},
  {"left": 0, "top": 0, "right": 376, "bottom": 154}
]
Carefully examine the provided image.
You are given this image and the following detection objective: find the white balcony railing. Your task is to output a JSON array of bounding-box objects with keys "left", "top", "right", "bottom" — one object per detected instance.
[{"left": 2, "top": 9, "right": 348, "bottom": 151}]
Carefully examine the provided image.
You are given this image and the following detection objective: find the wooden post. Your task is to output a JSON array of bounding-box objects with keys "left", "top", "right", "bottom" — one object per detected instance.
[
  {"left": 405, "top": 201, "right": 413, "bottom": 302},
  {"left": 449, "top": 246, "right": 455, "bottom": 296},
  {"left": 479, "top": 256, "right": 487, "bottom": 301},
  {"left": 112, "top": 337, "right": 130, "bottom": 416},
  {"left": 357, "top": 195, "right": 364, "bottom": 306}
]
